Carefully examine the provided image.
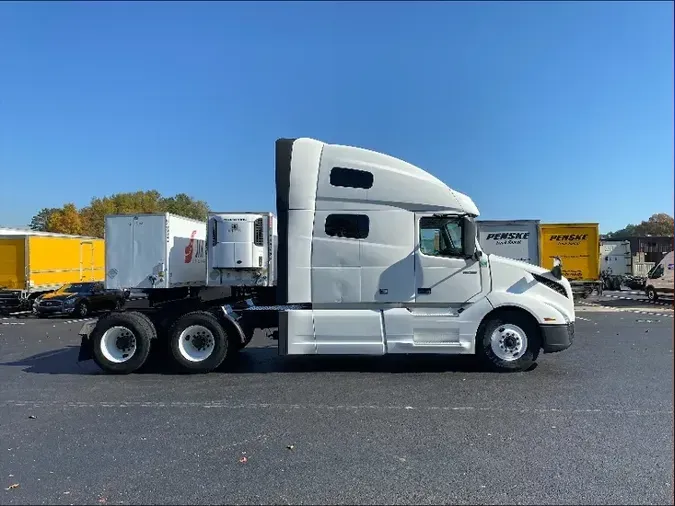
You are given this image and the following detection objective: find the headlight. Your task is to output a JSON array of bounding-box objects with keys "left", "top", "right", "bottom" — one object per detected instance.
[{"left": 64, "top": 297, "right": 77, "bottom": 305}]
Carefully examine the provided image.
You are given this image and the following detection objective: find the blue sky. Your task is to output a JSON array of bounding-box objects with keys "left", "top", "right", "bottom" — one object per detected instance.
[{"left": 0, "top": 1, "right": 672, "bottom": 233}]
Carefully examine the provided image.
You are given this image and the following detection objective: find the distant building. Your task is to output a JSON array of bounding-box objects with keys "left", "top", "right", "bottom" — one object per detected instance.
[{"left": 608, "top": 235, "right": 674, "bottom": 264}]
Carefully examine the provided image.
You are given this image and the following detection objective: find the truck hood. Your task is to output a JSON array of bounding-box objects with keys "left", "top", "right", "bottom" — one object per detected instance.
[{"left": 488, "top": 254, "right": 556, "bottom": 279}]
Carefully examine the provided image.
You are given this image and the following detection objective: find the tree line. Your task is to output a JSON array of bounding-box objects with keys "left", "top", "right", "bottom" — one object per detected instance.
[
  {"left": 29, "top": 191, "right": 210, "bottom": 238},
  {"left": 605, "top": 213, "right": 674, "bottom": 238}
]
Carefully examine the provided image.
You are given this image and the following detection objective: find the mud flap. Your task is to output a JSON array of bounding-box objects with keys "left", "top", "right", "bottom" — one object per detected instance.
[
  {"left": 77, "top": 320, "right": 97, "bottom": 362},
  {"left": 78, "top": 335, "right": 93, "bottom": 362}
]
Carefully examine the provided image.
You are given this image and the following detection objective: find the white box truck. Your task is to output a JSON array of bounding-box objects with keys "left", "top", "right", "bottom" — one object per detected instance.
[
  {"left": 77, "top": 138, "right": 576, "bottom": 375},
  {"left": 105, "top": 213, "right": 207, "bottom": 293},
  {"left": 477, "top": 220, "right": 540, "bottom": 265}
]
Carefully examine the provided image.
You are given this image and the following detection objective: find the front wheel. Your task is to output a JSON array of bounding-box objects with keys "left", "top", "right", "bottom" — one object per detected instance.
[
  {"left": 168, "top": 311, "right": 229, "bottom": 373},
  {"left": 646, "top": 286, "right": 658, "bottom": 301},
  {"left": 476, "top": 312, "right": 541, "bottom": 372}
]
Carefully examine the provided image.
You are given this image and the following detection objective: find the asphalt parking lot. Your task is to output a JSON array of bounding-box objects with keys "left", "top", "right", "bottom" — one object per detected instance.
[{"left": 0, "top": 292, "right": 673, "bottom": 505}]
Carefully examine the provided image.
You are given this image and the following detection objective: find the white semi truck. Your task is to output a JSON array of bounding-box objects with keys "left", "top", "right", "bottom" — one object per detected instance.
[{"left": 77, "top": 137, "right": 575, "bottom": 374}]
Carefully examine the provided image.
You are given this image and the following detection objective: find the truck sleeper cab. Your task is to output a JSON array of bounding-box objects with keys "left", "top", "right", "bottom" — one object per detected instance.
[{"left": 78, "top": 137, "right": 575, "bottom": 374}]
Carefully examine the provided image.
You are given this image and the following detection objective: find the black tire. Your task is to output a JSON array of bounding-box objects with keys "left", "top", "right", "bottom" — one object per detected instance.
[
  {"left": 75, "top": 301, "right": 89, "bottom": 318},
  {"left": 168, "top": 311, "right": 229, "bottom": 373},
  {"left": 646, "top": 286, "right": 658, "bottom": 301},
  {"left": 91, "top": 311, "right": 155, "bottom": 374},
  {"left": 476, "top": 311, "right": 541, "bottom": 372}
]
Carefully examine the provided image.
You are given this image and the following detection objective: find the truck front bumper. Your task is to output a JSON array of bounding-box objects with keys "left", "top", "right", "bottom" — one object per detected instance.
[
  {"left": 540, "top": 322, "right": 575, "bottom": 353},
  {"left": 77, "top": 321, "right": 97, "bottom": 361}
]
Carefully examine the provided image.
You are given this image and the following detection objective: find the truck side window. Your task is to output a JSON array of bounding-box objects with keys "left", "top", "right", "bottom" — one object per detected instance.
[
  {"left": 330, "top": 167, "right": 374, "bottom": 189},
  {"left": 419, "top": 217, "right": 463, "bottom": 257},
  {"left": 325, "top": 214, "right": 370, "bottom": 239}
]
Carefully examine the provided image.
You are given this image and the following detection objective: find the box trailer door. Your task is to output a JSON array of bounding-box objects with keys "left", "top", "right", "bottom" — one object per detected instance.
[
  {"left": 0, "top": 237, "right": 26, "bottom": 289},
  {"left": 477, "top": 220, "right": 540, "bottom": 265},
  {"left": 539, "top": 223, "right": 600, "bottom": 282},
  {"left": 105, "top": 215, "right": 168, "bottom": 289}
]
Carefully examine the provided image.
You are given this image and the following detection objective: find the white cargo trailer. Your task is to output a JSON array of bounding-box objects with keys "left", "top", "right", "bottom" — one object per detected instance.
[
  {"left": 600, "top": 241, "right": 631, "bottom": 277},
  {"left": 477, "top": 220, "right": 540, "bottom": 265},
  {"left": 105, "top": 213, "right": 207, "bottom": 291},
  {"left": 78, "top": 138, "right": 576, "bottom": 375}
]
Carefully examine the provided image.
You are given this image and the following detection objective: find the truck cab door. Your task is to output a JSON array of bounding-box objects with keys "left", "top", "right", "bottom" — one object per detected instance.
[{"left": 414, "top": 213, "right": 482, "bottom": 304}]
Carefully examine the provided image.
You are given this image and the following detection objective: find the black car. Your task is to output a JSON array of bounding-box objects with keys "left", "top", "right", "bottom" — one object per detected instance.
[{"left": 34, "top": 282, "right": 125, "bottom": 318}]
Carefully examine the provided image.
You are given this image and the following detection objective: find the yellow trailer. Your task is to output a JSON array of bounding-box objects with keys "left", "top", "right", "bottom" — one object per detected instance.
[
  {"left": 0, "top": 233, "right": 104, "bottom": 310},
  {"left": 539, "top": 223, "right": 601, "bottom": 298}
]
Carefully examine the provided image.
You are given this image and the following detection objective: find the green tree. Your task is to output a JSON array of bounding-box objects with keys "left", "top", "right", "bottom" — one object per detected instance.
[
  {"left": 159, "top": 193, "right": 210, "bottom": 222},
  {"left": 37, "top": 191, "right": 211, "bottom": 238},
  {"left": 607, "top": 213, "right": 674, "bottom": 237},
  {"left": 29, "top": 207, "right": 60, "bottom": 232}
]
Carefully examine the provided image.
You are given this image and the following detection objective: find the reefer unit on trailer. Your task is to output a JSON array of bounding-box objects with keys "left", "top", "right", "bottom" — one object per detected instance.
[
  {"left": 0, "top": 233, "right": 104, "bottom": 309},
  {"left": 539, "top": 223, "right": 601, "bottom": 297},
  {"left": 104, "top": 214, "right": 207, "bottom": 290},
  {"left": 477, "top": 220, "right": 540, "bottom": 265},
  {"left": 207, "top": 212, "right": 277, "bottom": 288}
]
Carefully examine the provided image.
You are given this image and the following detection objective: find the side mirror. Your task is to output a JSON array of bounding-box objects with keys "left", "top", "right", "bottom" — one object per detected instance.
[
  {"left": 551, "top": 256, "right": 563, "bottom": 280},
  {"left": 462, "top": 216, "right": 477, "bottom": 258}
]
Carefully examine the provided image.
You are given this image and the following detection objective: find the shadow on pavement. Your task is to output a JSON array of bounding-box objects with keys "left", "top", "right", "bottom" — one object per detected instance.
[
  {"left": 2, "top": 344, "right": 537, "bottom": 376},
  {"left": 1, "top": 346, "right": 102, "bottom": 375}
]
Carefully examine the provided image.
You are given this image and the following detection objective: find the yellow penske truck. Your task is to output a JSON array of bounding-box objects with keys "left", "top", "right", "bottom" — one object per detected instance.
[{"left": 0, "top": 232, "right": 105, "bottom": 311}]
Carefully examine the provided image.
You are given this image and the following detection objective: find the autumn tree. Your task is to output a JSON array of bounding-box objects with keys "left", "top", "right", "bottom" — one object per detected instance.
[
  {"left": 29, "top": 207, "right": 60, "bottom": 232},
  {"left": 31, "top": 191, "right": 211, "bottom": 238},
  {"left": 607, "top": 213, "right": 674, "bottom": 237},
  {"left": 45, "top": 203, "right": 85, "bottom": 236}
]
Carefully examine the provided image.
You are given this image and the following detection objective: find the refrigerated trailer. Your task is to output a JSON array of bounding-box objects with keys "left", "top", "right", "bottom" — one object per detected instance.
[
  {"left": 104, "top": 213, "right": 207, "bottom": 302},
  {"left": 77, "top": 137, "right": 576, "bottom": 374}
]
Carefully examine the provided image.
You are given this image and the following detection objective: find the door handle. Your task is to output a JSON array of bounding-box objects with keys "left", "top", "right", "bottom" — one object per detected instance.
[{"left": 417, "top": 288, "right": 431, "bottom": 295}]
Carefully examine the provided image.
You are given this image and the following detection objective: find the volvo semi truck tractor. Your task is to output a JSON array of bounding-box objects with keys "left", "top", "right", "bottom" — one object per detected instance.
[{"left": 77, "top": 137, "right": 575, "bottom": 374}]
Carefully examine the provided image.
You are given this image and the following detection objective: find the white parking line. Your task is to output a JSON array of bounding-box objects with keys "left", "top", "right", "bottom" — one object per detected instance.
[
  {"left": 601, "top": 294, "right": 673, "bottom": 307},
  {"left": 578, "top": 301, "right": 674, "bottom": 318},
  {"left": 61, "top": 318, "right": 96, "bottom": 325},
  {"left": 0, "top": 321, "right": 25, "bottom": 325}
]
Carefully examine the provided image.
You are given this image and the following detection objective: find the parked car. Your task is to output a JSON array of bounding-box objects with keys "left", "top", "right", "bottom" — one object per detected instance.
[{"left": 34, "top": 282, "right": 125, "bottom": 318}]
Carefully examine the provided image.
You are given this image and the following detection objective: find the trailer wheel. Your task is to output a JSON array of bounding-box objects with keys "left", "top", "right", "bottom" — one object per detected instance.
[
  {"left": 646, "top": 286, "right": 658, "bottom": 301},
  {"left": 168, "top": 311, "right": 228, "bottom": 373},
  {"left": 476, "top": 311, "right": 541, "bottom": 372},
  {"left": 91, "top": 312, "right": 154, "bottom": 374}
]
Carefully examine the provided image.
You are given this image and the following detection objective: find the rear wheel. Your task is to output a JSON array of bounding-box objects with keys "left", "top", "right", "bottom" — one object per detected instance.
[
  {"left": 477, "top": 311, "right": 541, "bottom": 372},
  {"left": 168, "top": 311, "right": 229, "bottom": 373},
  {"left": 646, "top": 286, "right": 658, "bottom": 301},
  {"left": 91, "top": 312, "right": 154, "bottom": 374}
]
